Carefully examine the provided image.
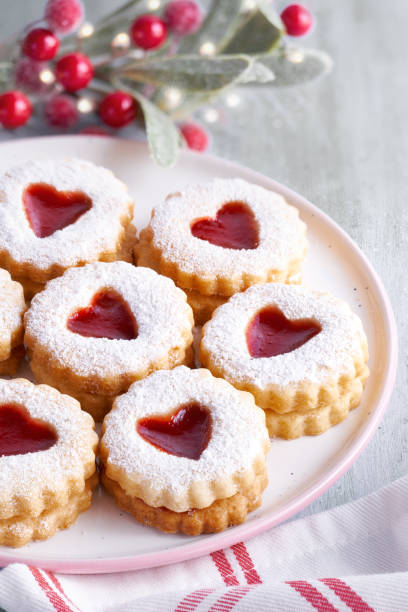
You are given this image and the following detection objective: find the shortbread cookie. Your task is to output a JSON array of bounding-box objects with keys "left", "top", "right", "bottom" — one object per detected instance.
[
  {"left": 200, "top": 283, "right": 369, "bottom": 438},
  {"left": 0, "top": 378, "right": 98, "bottom": 547},
  {"left": 135, "top": 178, "right": 307, "bottom": 297},
  {"left": 100, "top": 366, "right": 269, "bottom": 535},
  {"left": 0, "top": 346, "right": 26, "bottom": 376},
  {"left": 264, "top": 376, "right": 366, "bottom": 439},
  {"left": 102, "top": 468, "right": 267, "bottom": 535},
  {"left": 0, "top": 270, "right": 26, "bottom": 374},
  {"left": 184, "top": 289, "right": 227, "bottom": 327},
  {"left": 0, "top": 159, "right": 134, "bottom": 298},
  {"left": 24, "top": 262, "right": 194, "bottom": 421}
]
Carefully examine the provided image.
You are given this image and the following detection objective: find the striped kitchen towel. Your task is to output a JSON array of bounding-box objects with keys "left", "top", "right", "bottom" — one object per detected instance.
[{"left": 0, "top": 474, "right": 407, "bottom": 611}]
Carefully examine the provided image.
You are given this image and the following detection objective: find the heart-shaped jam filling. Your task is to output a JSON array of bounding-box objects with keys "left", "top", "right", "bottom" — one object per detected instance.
[
  {"left": 23, "top": 182, "right": 92, "bottom": 238},
  {"left": 247, "top": 305, "right": 321, "bottom": 358},
  {"left": 0, "top": 403, "right": 57, "bottom": 457},
  {"left": 67, "top": 289, "right": 138, "bottom": 340},
  {"left": 191, "top": 201, "right": 259, "bottom": 250},
  {"left": 137, "top": 402, "right": 212, "bottom": 460}
]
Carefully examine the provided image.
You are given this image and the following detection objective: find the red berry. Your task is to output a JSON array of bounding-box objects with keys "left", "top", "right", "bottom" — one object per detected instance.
[
  {"left": 0, "top": 91, "right": 32, "bottom": 129},
  {"left": 280, "top": 4, "right": 313, "bottom": 37},
  {"left": 22, "top": 28, "right": 59, "bottom": 61},
  {"left": 44, "top": 94, "right": 78, "bottom": 128},
  {"left": 55, "top": 53, "right": 93, "bottom": 92},
  {"left": 130, "top": 15, "right": 167, "bottom": 50},
  {"left": 80, "top": 126, "right": 111, "bottom": 136},
  {"left": 45, "top": 0, "right": 83, "bottom": 35},
  {"left": 14, "top": 58, "right": 50, "bottom": 94},
  {"left": 180, "top": 123, "right": 209, "bottom": 152},
  {"left": 165, "top": 1, "right": 203, "bottom": 35},
  {"left": 99, "top": 91, "right": 138, "bottom": 128}
]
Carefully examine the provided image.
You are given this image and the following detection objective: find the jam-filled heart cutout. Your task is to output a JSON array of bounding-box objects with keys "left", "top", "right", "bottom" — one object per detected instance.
[
  {"left": 247, "top": 305, "right": 321, "bottom": 358},
  {"left": 0, "top": 403, "right": 57, "bottom": 457},
  {"left": 137, "top": 402, "right": 212, "bottom": 460},
  {"left": 67, "top": 289, "right": 138, "bottom": 340},
  {"left": 191, "top": 201, "right": 259, "bottom": 250},
  {"left": 23, "top": 182, "right": 92, "bottom": 238}
]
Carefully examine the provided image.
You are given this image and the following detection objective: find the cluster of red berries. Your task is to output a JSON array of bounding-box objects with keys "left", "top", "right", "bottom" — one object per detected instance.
[
  {"left": 0, "top": 0, "right": 204, "bottom": 133},
  {"left": 99, "top": 1, "right": 203, "bottom": 130},
  {"left": 0, "top": 1, "right": 313, "bottom": 153},
  {"left": 0, "top": 0, "right": 85, "bottom": 129}
]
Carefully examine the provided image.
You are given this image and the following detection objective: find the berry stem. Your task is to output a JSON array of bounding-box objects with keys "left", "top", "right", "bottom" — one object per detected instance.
[
  {"left": 86, "top": 83, "right": 112, "bottom": 95},
  {"left": 22, "top": 19, "right": 44, "bottom": 35}
]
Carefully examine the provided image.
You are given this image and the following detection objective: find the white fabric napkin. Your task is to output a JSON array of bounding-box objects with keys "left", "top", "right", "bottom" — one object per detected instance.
[{"left": 1, "top": 473, "right": 407, "bottom": 612}]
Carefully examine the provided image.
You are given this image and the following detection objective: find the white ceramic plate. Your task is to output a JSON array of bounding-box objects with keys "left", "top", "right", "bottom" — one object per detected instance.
[{"left": 0, "top": 136, "right": 397, "bottom": 574}]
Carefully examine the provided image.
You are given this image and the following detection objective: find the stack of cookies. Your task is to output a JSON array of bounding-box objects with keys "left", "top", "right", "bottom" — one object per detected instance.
[
  {"left": 100, "top": 366, "right": 270, "bottom": 535},
  {"left": 24, "top": 261, "right": 194, "bottom": 422},
  {"left": 0, "top": 158, "right": 135, "bottom": 299},
  {"left": 135, "top": 178, "right": 307, "bottom": 325},
  {"left": 200, "top": 283, "right": 369, "bottom": 439},
  {"left": 0, "top": 378, "right": 97, "bottom": 547}
]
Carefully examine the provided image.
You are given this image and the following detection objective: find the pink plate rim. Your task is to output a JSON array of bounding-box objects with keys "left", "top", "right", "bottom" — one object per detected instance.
[{"left": 0, "top": 136, "right": 398, "bottom": 574}]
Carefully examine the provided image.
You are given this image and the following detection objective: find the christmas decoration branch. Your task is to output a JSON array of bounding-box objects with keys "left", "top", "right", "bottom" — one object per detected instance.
[{"left": 0, "top": 0, "right": 332, "bottom": 166}]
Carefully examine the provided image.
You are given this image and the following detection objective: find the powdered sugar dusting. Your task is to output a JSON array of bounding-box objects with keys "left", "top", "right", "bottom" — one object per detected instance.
[
  {"left": 0, "top": 159, "right": 132, "bottom": 269},
  {"left": 149, "top": 178, "right": 307, "bottom": 276},
  {"left": 0, "top": 378, "right": 96, "bottom": 514},
  {"left": 0, "top": 270, "right": 25, "bottom": 361},
  {"left": 201, "top": 283, "right": 367, "bottom": 387},
  {"left": 102, "top": 366, "right": 268, "bottom": 498},
  {"left": 25, "top": 262, "right": 193, "bottom": 378}
]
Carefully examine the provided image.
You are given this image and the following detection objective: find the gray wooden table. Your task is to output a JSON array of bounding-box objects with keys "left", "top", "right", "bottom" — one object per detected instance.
[{"left": 1, "top": 0, "right": 406, "bottom": 519}]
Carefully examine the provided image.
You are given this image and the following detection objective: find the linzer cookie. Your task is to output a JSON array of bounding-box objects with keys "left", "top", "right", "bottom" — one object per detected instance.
[
  {"left": 24, "top": 261, "right": 194, "bottom": 421},
  {"left": 0, "top": 159, "right": 134, "bottom": 298},
  {"left": 135, "top": 178, "right": 307, "bottom": 324},
  {"left": 0, "top": 269, "right": 26, "bottom": 375},
  {"left": 0, "top": 378, "right": 97, "bottom": 547},
  {"left": 100, "top": 366, "right": 270, "bottom": 535},
  {"left": 200, "top": 283, "right": 369, "bottom": 439}
]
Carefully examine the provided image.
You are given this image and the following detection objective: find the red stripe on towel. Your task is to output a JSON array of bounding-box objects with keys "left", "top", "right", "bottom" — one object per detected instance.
[{"left": 321, "top": 577, "right": 375, "bottom": 612}]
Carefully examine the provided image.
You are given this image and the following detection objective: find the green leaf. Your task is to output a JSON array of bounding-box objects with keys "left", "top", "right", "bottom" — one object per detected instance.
[
  {"left": 135, "top": 93, "right": 181, "bottom": 167},
  {"left": 113, "top": 79, "right": 181, "bottom": 167},
  {"left": 118, "top": 55, "right": 252, "bottom": 92},
  {"left": 257, "top": 0, "right": 285, "bottom": 30},
  {"left": 236, "top": 59, "right": 276, "bottom": 84},
  {"left": 256, "top": 47, "right": 333, "bottom": 87},
  {"left": 177, "top": 0, "right": 245, "bottom": 54},
  {"left": 221, "top": 8, "right": 283, "bottom": 55},
  {"left": 169, "top": 95, "right": 215, "bottom": 120}
]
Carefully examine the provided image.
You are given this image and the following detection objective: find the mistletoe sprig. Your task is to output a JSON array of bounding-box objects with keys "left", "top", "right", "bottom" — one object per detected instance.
[{"left": 0, "top": 0, "right": 332, "bottom": 166}]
